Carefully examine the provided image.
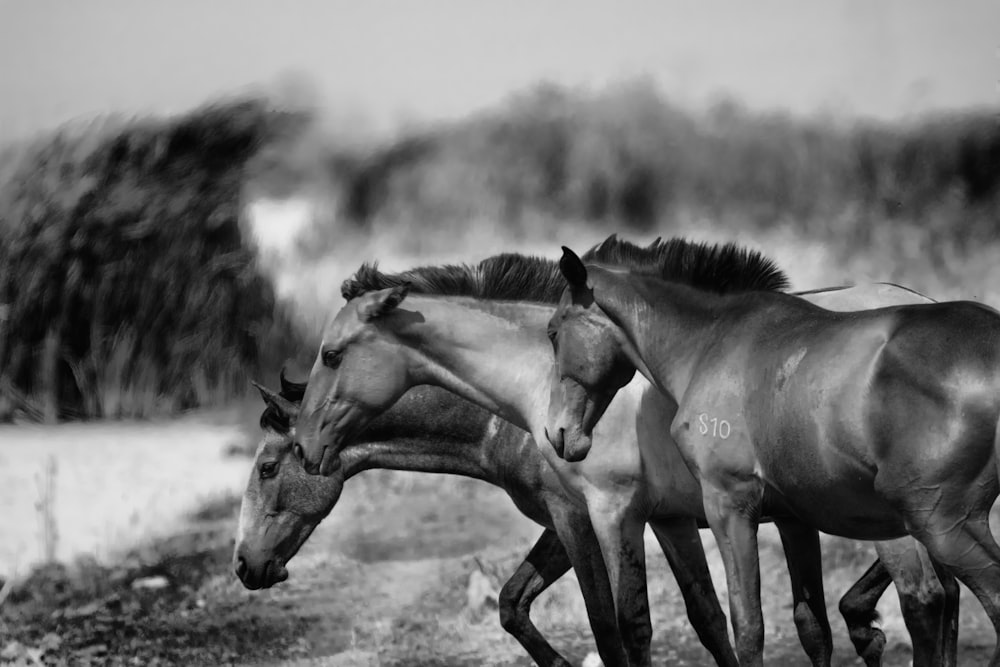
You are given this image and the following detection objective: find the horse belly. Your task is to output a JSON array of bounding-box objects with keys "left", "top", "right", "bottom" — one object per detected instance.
[
  {"left": 757, "top": 448, "right": 906, "bottom": 539},
  {"left": 755, "top": 392, "right": 908, "bottom": 539}
]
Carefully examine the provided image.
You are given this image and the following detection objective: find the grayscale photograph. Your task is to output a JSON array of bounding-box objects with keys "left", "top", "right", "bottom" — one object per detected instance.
[{"left": 0, "top": 1, "right": 998, "bottom": 665}]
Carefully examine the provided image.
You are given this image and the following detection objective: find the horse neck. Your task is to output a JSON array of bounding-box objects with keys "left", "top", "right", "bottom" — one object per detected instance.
[
  {"left": 337, "top": 387, "right": 498, "bottom": 482},
  {"left": 395, "top": 296, "right": 554, "bottom": 437},
  {"left": 340, "top": 437, "right": 493, "bottom": 482},
  {"left": 595, "top": 270, "right": 719, "bottom": 402}
]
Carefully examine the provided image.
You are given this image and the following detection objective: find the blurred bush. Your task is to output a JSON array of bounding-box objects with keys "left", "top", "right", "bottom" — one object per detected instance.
[
  {"left": 0, "top": 97, "right": 310, "bottom": 421},
  {"left": 321, "top": 80, "right": 998, "bottom": 247}
]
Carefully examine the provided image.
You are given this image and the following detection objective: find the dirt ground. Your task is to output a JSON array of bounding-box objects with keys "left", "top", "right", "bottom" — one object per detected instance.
[{"left": 2, "top": 435, "right": 997, "bottom": 666}]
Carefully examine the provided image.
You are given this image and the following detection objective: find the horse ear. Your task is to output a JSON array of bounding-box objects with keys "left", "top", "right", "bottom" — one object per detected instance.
[
  {"left": 358, "top": 283, "right": 411, "bottom": 322},
  {"left": 252, "top": 381, "right": 300, "bottom": 432},
  {"left": 559, "top": 247, "right": 588, "bottom": 288}
]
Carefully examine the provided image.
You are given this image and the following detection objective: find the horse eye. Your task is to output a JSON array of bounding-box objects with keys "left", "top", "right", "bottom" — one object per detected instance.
[
  {"left": 322, "top": 349, "right": 342, "bottom": 369},
  {"left": 547, "top": 328, "right": 557, "bottom": 342},
  {"left": 259, "top": 461, "right": 279, "bottom": 479}
]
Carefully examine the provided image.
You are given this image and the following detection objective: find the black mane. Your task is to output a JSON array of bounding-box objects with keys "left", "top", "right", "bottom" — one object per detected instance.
[
  {"left": 584, "top": 235, "right": 790, "bottom": 294},
  {"left": 341, "top": 253, "right": 566, "bottom": 303},
  {"left": 341, "top": 235, "right": 788, "bottom": 304}
]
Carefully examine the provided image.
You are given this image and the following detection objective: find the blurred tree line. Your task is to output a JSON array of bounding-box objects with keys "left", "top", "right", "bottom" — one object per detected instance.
[
  {"left": 0, "top": 97, "right": 309, "bottom": 421},
  {"left": 303, "top": 81, "right": 998, "bottom": 251}
]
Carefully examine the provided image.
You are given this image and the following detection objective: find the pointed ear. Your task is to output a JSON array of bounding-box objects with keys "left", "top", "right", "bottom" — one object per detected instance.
[
  {"left": 559, "top": 247, "right": 588, "bottom": 288},
  {"left": 358, "top": 283, "right": 411, "bottom": 322},
  {"left": 252, "top": 381, "right": 300, "bottom": 432}
]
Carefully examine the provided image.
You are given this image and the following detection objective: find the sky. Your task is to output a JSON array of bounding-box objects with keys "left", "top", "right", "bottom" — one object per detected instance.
[{"left": 0, "top": 0, "right": 997, "bottom": 141}]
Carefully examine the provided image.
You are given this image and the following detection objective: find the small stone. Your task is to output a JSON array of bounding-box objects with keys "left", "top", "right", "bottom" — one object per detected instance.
[
  {"left": 131, "top": 575, "right": 170, "bottom": 591},
  {"left": 1, "top": 641, "right": 25, "bottom": 660},
  {"left": 39, "top": 633, "right": 62, "bottom": 652},
  {"left": 65, "top": 601, "right": 102, "bottom": 618}
]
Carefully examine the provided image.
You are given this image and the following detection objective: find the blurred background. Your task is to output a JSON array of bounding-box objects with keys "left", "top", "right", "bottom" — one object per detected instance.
[{"left": 0, "top": 1, "right": 998, "bottom": 664}]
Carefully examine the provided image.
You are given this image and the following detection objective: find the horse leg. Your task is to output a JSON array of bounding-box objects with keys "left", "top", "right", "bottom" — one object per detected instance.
[
  {"left": 875, "top": 537, "right": 956, "bottom": 667},
  {"left": 587, "top": 495, "right": 652, "bottom": 666},
  {"left": 497, "top": 528, "right": 576, "bottom": 667},
  {"left": 551, "top": 508, "right": 630, "bottom": 667},
  {"left": 838, "top": 558, "right": 891, "bottom": 667},
  {"left": 911, "top": 514, "right": 1000, "bottom": 666},
  {"left": 888, "top": 461, "right": 1000, "bottom": 667},
  {"left": 775, "top": 519, "right": 832, "bottom": 666},
  {"left": 702, "top": 479, "right": 765, "bottom": 667},
  {"left": 934, "top": 560, "right": 960, "bottom": 667},
  {"left": 649, "top": 516, "right": 738, "bottom": 667}
]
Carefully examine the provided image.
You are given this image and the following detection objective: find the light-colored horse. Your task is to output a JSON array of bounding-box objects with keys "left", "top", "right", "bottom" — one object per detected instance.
[{"left": 235, "top": 379, "right": 729, "bottom": 667}]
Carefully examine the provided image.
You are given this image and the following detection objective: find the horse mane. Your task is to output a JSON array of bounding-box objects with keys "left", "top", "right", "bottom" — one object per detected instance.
[
  {"left": 258, "top": 369, "right": 306, "bottom": 432},
  {"left": 341, "top": 253, "right": 566, "bottom": 303},
  {"left": 583, "top": 234, "right": 790, "bottom": 294},
  {"left": 341, "top": 235, "right": 789, "bottom": 305}
]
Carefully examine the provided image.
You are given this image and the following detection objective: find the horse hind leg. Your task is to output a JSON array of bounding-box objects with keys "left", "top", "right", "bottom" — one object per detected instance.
[
  {"left": 838, "top": 558, "right": 890, "bottom": 667},
  {"left": 875, "top": 537, "right": 959, "bottom": 667},
  {"left": 935, "top": 560, "right": 960, "bottom": 667},
  {"left": 904, "top": 498, "right": 1000, "bottom": 666},
  {"left": 498, "top": 528, "right": 576, "bottom": 667}
]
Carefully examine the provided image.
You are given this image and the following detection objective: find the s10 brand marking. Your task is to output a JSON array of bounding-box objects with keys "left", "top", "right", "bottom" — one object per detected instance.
[{"left": 698, "top": 413, "right": 731, "bottom": 439}]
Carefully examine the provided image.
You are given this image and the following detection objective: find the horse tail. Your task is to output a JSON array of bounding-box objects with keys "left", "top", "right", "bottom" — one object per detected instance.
[{"left": 990, "top": 415, "right": 1000, "bottom": 546}]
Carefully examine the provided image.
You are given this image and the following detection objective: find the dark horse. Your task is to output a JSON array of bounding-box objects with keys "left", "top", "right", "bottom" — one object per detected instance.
[
  {"left": 288, "top": 243, "right": 959, "bottom": 666},
  {"left": 545, "top": 239, "right": 999, "bottom": 666}
]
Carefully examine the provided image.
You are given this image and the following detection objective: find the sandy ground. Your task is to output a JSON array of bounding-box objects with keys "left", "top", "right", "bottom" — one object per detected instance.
[{"left": 256, "top": 471, "right": 998, "bottom": 666}]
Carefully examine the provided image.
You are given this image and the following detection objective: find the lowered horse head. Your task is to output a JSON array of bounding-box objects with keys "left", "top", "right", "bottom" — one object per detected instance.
[
  {"left": 294, "top": 253, "right": 566, "bottom": 476},
  {"left": 295, "top": 280, "right": 417, "bottom": 476},
  {"left": 544, "top": 248, "right": 639, "bottom": 462},
  {"left": 546, "top": 236, "right": 789, "bottom": 462},
  {"left": 234, "top": 376, "right": 343, "bottom": 590}
]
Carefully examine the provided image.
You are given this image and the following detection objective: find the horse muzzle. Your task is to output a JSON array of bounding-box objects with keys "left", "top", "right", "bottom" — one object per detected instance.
[{"left": 234, "top": 554, "right": 289, "bottom": 590}]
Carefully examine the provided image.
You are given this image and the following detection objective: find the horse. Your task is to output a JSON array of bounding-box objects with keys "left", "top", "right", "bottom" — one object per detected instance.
[
  {"left": 544, "top": 239, "right": 999, "bottom": 666},
  {"left": 289, "top": 243, "right": 957, "bottom": 666},
  {"left": 234, "top": 376, "right": 730, "bottom": 667}
]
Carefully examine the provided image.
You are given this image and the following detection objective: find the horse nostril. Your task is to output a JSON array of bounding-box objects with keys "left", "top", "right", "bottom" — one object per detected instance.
[
  {"left": 293, "top": 443, "right": 304, "bottom": 462},
  {"left": 235, "top": 556, "right": 248, "bottom": 579}
]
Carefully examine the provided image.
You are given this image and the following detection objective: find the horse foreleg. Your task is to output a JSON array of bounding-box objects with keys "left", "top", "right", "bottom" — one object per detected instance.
[
  {"left": 498, "top": 528, "right": 575, "bottom": 667},
  {"left": 875, "top": 537, "right": 957, "bottom": 667},
  {"left": 838, "top": 558, "right": 890, "bottom": 667},
  {"left": 587, "top": 496, "right": 652, "bottom": 666},
  {"left": 703, "top": 480, "right": 765, "bottom": 667},
  {"left": 551, "top": 508, "right": 630, "bottom": 667},
  {"left": 775, "top": 519, "right": 832, "bottom": 666},
  {"left": 650, "top": 516, "right": 738, "bottom": 667}
]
